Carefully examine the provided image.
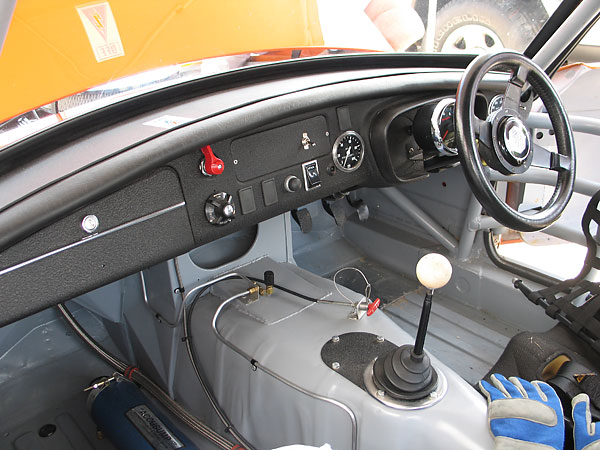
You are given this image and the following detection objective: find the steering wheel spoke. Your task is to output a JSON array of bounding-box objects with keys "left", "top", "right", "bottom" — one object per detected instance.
[
  {"left": 503, "top": 65, "right": 530, "bottom": 118},
  {"left": 531, "top": 144, "right": 571, "bottom": 172},
  {"left": 475, "top": 116, "right": 493, "bottom": 148}
]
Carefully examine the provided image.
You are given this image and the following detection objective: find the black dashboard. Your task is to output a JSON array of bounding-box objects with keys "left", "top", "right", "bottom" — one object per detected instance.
[{"left": 0, "top": 54, "right": 505, "bottom": 325}]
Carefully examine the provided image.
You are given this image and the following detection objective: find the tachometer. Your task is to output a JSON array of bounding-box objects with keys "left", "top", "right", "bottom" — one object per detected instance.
[
  {"left": 431, "top": 98, "right": 458, "bottom": 156},
  {"left": 332, "top": 131, "right": 365, "bottom": 172}
]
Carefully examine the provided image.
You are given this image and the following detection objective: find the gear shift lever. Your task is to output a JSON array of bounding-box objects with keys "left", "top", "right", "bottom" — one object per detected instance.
[
  {"left": 413, "top": 253, "right": 453, "bottom": 355},
  {"left": 372, "top": 253, "right": 452, "bottom": 400}
]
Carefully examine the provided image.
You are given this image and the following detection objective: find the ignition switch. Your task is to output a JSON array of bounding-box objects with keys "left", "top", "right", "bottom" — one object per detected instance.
[
  {"left": 205, "top": 192, "right": 236, "bottom": 225},
  {"left": 200, "top": 145, "right": 224, "bottom": 176}
]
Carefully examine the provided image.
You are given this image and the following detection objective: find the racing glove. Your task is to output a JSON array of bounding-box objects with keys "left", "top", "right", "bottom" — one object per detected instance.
[
  {"left": 479, "top": 373, "right": 564, "bottom": 450},
  {"left": 573, "top": 393, "right": 600, "bottom": 450}
]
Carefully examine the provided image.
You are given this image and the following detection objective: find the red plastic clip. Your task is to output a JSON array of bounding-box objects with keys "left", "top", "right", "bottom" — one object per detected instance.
[
  {"left": 124, "top": 366, "right": 139, "bottom": 380},
  {"left": 200, "top": 145, "right": 224, "bottom": 176},
  {"left": 367, "top": 298, "right": 380, "bottom": 316}
]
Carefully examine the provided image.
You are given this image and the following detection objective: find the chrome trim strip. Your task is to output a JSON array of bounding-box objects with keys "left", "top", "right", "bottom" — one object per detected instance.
[{"left": 0, "top": 201, "right": 186, "bottom": 277}]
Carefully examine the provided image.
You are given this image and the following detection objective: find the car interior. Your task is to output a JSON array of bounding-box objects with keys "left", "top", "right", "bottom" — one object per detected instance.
[{"left": 1, "top": 1, "right": 600, "bottom": 449}]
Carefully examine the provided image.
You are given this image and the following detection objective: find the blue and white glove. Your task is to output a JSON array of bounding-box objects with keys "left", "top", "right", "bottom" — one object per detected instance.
[
  {"left": 479, "top": 374, "right": 564, "bottom": 450},
  {"left": 572, "top": 393, "right": 600, "bottom": 450}
]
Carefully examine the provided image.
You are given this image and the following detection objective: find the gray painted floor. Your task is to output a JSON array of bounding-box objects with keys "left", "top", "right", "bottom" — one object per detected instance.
[
  {"left": 0, "top": 308, "right": 118, "bottom": 450},
  {"left": 0, "top": 306, "right": 225, "bottom": 450},
  {"left": 294, "top": 230, "right": 520, "bottom": 385}
]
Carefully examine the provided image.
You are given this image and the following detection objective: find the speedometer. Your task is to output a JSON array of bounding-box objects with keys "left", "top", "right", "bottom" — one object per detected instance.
[{"left": 332, "top": 131, "right": 365, "bottom": 172}]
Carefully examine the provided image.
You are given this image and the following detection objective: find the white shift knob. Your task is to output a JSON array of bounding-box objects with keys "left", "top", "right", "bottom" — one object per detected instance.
[{"left": 416, "top": 253, "right": 452, "bottom": 290}]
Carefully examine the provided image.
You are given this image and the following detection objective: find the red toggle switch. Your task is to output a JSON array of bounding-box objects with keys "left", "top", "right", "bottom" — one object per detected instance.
[
  {"left": 367, "top": 298, "right": 381, "bottom": 316},
  {"left": 201, "top": 145, "right": 224, "bottom": 176}
]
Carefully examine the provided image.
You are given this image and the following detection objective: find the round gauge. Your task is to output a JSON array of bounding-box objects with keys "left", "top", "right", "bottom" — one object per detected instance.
[
  {"left": 431, "top": 98, "right": 458, "bottom": 156},
  {"left": 488, "top": 94, "right": 504, "bottom": 116},
  {"left": 332, "top": 131, "right": 365, "bottom": 172}
]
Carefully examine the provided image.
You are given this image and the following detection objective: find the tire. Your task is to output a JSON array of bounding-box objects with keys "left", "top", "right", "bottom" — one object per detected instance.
[{"left": 433, "top": 0, "right": 545, "bottom": 53}]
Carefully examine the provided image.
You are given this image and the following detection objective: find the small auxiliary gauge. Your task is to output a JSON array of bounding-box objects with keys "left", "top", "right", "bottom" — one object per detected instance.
[{"left": 332, "top": 131, "right": 365, "bottom": 172}]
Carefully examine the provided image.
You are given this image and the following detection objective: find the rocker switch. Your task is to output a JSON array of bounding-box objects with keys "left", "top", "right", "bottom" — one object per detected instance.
[{"left": 302, "top": 160, "right": 321, "bottom": 191}]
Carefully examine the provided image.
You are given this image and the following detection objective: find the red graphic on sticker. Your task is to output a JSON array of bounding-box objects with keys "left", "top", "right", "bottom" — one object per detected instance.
[
  {"left": 82, "top": 4, "right": 108, "bottom": 42},
  {"left": 77, "top": 2, "right": 124, "bottom": 62}
]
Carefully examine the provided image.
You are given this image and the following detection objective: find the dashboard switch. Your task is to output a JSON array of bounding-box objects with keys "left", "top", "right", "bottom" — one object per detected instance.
[
  {"left": 302, "top": 160, "right": 321, "bottom": 190},
  {"left": 284, "top": 175, "right": 302, "bottom": 193},
  {"left": 238, "top": 187, "right": 256, "bottom": 214},
  {"left": 261, "top": 179, "right": 278, "bottom": 206},
  {"left": 205, "top": 192, "right": 235, "bottom": 225},
  {"left": 200, "top": 145, "right": 224, "bottom": 176}
]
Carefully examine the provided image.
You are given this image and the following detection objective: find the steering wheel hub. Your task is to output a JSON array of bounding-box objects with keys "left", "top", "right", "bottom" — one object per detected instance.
[{"left": 498, "top": 116, "right": 531, "bottom": 165}]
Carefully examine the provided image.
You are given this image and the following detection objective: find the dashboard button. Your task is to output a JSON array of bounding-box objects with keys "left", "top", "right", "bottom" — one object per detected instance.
[{"left": 284, "top": 175, "right": 302, "bottom": 193}]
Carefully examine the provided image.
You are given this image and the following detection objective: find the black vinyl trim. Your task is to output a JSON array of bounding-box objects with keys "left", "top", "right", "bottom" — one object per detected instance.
[{"left": 483, "top": 231, "right": 559, "bottom": 287}]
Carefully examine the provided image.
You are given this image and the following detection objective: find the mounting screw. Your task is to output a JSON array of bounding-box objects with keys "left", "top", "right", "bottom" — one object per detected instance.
[
  {"left": 331, "top": 335, "right": 340, "bottom": 343},
  {"left": 376, "top": 389, "right": 385, "bottom": 397},
  {"left": 332, "top": 362, "right": 340, "bottom": 370},
  {"left": 376, "top": 335, "right": 384, "bottom": 343}
]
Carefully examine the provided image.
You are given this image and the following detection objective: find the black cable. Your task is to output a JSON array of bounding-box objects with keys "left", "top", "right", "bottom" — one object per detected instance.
[{"left": 246, "top": 276, "right": 320, "bottom": 303}]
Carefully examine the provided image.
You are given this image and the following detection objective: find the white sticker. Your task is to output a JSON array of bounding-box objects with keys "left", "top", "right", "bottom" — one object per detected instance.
[
  {"left": 143, "top": 115, "right": 193, "bottom": 129},
  {"left": 77, "top": 2, "right": 125, "bottom": 62}
]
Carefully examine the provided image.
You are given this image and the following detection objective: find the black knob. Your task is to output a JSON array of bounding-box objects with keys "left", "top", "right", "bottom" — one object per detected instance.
[
  {"left": 205, "top": 192, "right": 236, "bottom": 225},
  {"left": 264, "top": 271, "right": 275, "bottom": 288},
  {"left": 284, "top": 175, "right": 302, "bottom": 193}
]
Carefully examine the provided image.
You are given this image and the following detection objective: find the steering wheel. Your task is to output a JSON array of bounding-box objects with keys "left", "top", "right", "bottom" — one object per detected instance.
[{"left": 455, "top": 51, "right": 576, "bottom": 232}]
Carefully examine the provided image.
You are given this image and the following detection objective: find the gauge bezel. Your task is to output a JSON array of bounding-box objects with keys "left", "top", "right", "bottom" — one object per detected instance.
[
  {"left": 430, "top": 98, "right": 458, "bottom": 156},
  {"left": 332, "top": 131, "right": 365, "bottom": 173}
]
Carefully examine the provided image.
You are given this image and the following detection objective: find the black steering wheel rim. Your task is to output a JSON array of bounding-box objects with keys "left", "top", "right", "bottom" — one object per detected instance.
[{"left": 455, "top": 51, "right": 576, "bottom": 232}]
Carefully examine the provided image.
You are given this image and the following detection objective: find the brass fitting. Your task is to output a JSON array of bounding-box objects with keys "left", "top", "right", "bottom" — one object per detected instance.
[{"left": 259, "top": 285, "right": 274, "bottom": 296}]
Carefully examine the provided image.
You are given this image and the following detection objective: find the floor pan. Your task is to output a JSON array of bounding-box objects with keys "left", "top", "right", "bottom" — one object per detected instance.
[
  {"left": 295, "top": 235, "right": 520, "bottom": 385},
  {"left": 0, "top": 396, "right": 116, "bottom": 450}
]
